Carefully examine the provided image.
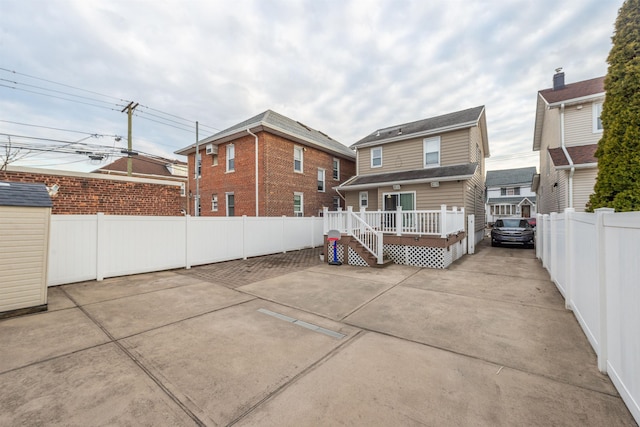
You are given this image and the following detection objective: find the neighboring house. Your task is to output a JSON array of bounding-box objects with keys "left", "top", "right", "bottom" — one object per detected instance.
[
  {"left": 532, "top": 70, "right": 604, "bottom": 214},
  {"left": 175, "top": 110, "right": 356, "bottom": 217},
  {"left": 485, "top": 166, "right": 537, "bottom": 224},
  {"left": 336, "top": 105, "right": 489, "bottom": 243}
]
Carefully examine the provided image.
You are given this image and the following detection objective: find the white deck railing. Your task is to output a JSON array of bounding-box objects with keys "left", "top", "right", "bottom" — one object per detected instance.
[
  {"left": 323, "top": 205, "right": 466, "bottom": 264},
  {"left": 324, "top": 205, "right": 465, "bottom": 238}
]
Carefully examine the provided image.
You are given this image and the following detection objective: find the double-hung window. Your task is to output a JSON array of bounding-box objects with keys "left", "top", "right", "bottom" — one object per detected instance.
[
  {"left": 371, "top": 147, "right": 382, "bottom": 168},
  {"left": 293, "top": 192, "right": 303, "bottom": 217},
  {"left": 211, "top": 194, "right": 218, "bottom": 212},
  {"left": 226, "top": 193, "right": 235, "bottom": 216},
  {"left": 423, "top": 137, "right": 440, "bottom": 167},
  {"left": 332, "top": 158, "right": 340, "bottom": 180},
  {"left": 317, "top": 168, "right": 325, "bottom": 192},
  {"left": 333, "top": 196, "right": 340, "bottom": 210},
  {"left": 593, "top": 102, "right": 603, "bottom": 132},
  {"left": 359, "top": 191, "right": 368, "bottom": 208},
  {"left": 226, "top": 144, "right": 235, "bottom": 172},
  {"left": 294, "top": 146, "right": 303, "bottom": 172}
]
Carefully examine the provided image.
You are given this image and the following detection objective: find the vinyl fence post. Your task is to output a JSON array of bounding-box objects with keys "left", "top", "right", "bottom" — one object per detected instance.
[
  {"left": 396, "top": 206, "right": 402, "bottom": 236},
  {"left": 323, "top": 207, "right": 329, "bottom": 234},
  {"left": 595, "top": 207, "right": 614, "bottom": 373},
  {"left": 347, "top": 206, "right": 353, "bottom": 236},
  {"left": 467, "top": 214, "right": 475, "bottom": 254},
  {"left": 282, "top": 215, "right": 287, "bottom": 253},
  {"left": 564, "top": 208, "right": 575, "bottom": 310},
  {"left": 550, "top": 212, "right": 557, "bottom": 285},
  {"left": 242, "top": 215, "right": 248, "bottom": 260}
]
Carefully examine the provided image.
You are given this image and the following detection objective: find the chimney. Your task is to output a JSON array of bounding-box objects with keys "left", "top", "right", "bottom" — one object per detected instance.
[{"left": 553, "top": 67, "right": 565, "bottom": 90}]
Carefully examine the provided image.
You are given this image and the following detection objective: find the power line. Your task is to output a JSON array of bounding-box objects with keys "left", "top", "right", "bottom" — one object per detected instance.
[
  {"left": 0, "top": 83, "right": 121, "bottom": 111},
  {"left": 0, "top": 119, "right": 121, "bottom": 138},
  {"left": 0, "top": 67, "right": 126, "bottom": 102},
  {"left": 0, "top": 77, "right": 120, "bottom": 107}
]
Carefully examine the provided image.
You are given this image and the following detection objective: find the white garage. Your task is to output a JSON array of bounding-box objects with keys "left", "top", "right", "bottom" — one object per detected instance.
[{"left": 0, "top": 181, "right": 52, "bottom": 318}]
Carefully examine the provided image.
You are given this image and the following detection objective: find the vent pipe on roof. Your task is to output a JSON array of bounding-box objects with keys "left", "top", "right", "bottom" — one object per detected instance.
[{"left": 553, "top": 68, "right": 565, "bottom": 90}]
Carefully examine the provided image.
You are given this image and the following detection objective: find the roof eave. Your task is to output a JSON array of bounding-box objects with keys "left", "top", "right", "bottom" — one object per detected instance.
[
  {"left": 335, "top": 173, "right": 475, "bottom": 191},
  {"left": 547, "top": 92, "right": 605, "bottom": 108},
  {"left": 555, "top": 162, "right": 598, "bottom": 170},
  {"left": 352, "top": 120, "right": 479, "bottom": 149},
  {"left": 533, "top": 93, "right": 548, "bottom": 151}
]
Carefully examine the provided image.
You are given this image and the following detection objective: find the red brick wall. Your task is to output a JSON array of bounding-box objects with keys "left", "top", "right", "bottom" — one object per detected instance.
[
  {"left": 189, "top": 131, "right": 355, "bottom": 217},
  {"left": 1, "top": 169, "right": 185, "bottom": 216}
]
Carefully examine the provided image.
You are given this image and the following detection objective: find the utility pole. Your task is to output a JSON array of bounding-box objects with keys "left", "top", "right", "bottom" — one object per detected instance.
[
  {"left": 195, "top": 121, "right": 200, "bottom": 216},
  {"left": 121, "top": 101, "right": 139, "bottom": 176}
]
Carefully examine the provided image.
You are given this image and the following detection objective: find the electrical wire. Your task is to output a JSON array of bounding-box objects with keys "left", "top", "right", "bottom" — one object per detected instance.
[
  {"left": 0, "top": 120, "right": 121, "bottom": 138},
  {"left": 0, "top": 83, "right": 121, "bottom": 111}
]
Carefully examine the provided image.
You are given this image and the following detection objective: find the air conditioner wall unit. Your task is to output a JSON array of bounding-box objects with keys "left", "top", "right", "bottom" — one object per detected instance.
[{"left": 205, "top": 144, "right": 217, "bottom": 155}]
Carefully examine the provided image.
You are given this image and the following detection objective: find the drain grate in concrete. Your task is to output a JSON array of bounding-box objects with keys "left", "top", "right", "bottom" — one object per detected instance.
[{"left": 257, "top": 308, "right": 345, "bottom": 339}]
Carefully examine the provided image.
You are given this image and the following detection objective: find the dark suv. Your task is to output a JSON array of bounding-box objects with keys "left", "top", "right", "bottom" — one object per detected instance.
[{"left": 491, "top": 218, "right": 535, "bottom": 248}]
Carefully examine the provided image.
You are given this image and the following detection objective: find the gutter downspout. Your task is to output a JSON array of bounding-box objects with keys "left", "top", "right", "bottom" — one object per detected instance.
[
  {"left": 559, "top": 103, "right": 575, "bottom": 208},
  {"left": 247, "top": 129, "right": 259, "bottom": 216}
]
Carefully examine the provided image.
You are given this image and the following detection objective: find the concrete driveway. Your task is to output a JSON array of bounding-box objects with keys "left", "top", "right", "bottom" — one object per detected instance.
[{"left": 0, "top": 242, "right": 636, "bottom": 426}]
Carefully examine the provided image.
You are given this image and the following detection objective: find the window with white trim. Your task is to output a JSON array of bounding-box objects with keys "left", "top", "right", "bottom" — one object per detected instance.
[
  {"left": 593, "top": 102, "right": 603, "bottom": 132},
  {"left": 293, "top": 192, "right": 303, "bottom": 217},
  {"left": 317, "top": 168, "right": 325, "bottom": 192},
  {"left": 371, "top": 146, "right": 382, "bottom": 168},
  {"left": 226, "top": 192, "right": 234, "bottom": 216},
  {"left": 423, "top": 136, "right": 440, "bottom": 167},
  {"left": 226, "top": 144, "right": 235, "bottom": 172},
  {"left": 211, "top": 194, "right": 218, "bottom": 211},
  {"left": 359, "top": 191, "right": 368, "bottom": 208},
  {"left": 180, "top": 182, "right": 186, "bottom": 197},
  {"left": 332, "top": 158, "right": 340, "bottom": 180},
  {"left": 333, "top": 196, "right": 340, "bottom": 210},
  {"left": 294, "top": 146, "right": 303, "bottom": 172}
]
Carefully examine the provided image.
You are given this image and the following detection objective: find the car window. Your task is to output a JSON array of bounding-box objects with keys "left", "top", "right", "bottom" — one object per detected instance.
[
  {"left": 519, "top": 220, "right": 529, "bottom": 228},
  {"left": 495, "top": 220, "right": 503, "bottom": 227},
  {"left": 501, "top": 219, "right": 521, "bottom": 227}
]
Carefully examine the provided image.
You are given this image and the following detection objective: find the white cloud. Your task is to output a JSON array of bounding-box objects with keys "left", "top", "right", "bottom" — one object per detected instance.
[{"left": 0, "top": 0, "right": 622, "bottom": 173}]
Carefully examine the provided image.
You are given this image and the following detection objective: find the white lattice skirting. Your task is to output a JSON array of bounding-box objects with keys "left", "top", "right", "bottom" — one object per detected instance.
[
  {"left": 347, "top": 247, "right": 369, "bottom": 267},
  {"left": 384, "top": 241, "right": 465, "bottom": 269}
]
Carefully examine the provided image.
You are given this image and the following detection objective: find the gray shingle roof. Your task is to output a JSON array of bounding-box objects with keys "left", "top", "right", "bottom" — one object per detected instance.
[
  {"left": 338, "top": 163, "right": 478, "bottom": 189},
  {"left": 485, "top": 167, "right": 537, "bottom": 187},
  {"left": 0, "top": 182, "right": 52, "bottom": 208},
  {"left": 176, "top": 110, "right": 355, "bottom": 159},
  {"left": 351, "top": 106, "right": 485, "bottom": 148}
]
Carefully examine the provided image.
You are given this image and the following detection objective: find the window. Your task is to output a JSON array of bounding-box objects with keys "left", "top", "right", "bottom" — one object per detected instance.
[
  {"left": 332, "top": 158, "right": 340, "bottom": 180},
  {"left": 317, "top": 168, "right": 325, "bottom": 192},
  {"left": 294, "top": 146, "right": 303, "bottom": 172},
  {"left": 359, "top": 191, "right": 368, "bottom": 208},
  {"left": 293, "top": 192, "right": 303, "bottom": 217},
  {"left": 180, "top": 182, "right": 186, "bottom": 197},
  {"left": 593, "top": 102, "right": 603, "bottom": 132},
  {"left": 226, "top": 144, "right": 235, "bottom": 172},
  {"left": 226, "top": 193, "right": 234, "bottom": 216},
  {"left": 211, "top": 194, "right": 218, "bottom": 212},
  {"left": 423, "top": 136, "right": 440, "bottom": 167},
  {"left": 212, "top": 154, "right": 218, "bottom": 166},
  {"left": 371, "top": 146, "right": 382, "bottom": 168},
  {"left": 333, "top": 196, "right": 340, "bottom": 210},
  {"left": 501, "top": 187, "right": 520, "bottom": 196},
  {"left": 195, "top": 153, "right": 202, "bottom": 177}
]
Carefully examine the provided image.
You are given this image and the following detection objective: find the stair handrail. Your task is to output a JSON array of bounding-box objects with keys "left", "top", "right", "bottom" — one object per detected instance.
[{"left": 349, "top": 208, "right": 384, "bottom": 264}]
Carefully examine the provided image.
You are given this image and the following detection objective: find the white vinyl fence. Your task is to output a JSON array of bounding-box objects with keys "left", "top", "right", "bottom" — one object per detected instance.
[
  {"left": 537, "top": 208, "right": 639, "bottom": 424},
  {"left": 48, "top": 214, "right": 323, "bottom": 286}
]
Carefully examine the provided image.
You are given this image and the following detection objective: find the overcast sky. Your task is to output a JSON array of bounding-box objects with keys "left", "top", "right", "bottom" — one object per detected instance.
[{"left": 0, "top": 0, "right": 621, "bottom": 173}]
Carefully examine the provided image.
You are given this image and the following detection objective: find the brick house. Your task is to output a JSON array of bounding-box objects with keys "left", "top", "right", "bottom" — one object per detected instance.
[
  {"left": 175, "top": 110, "right": 356, "bottom": 217},
  {"left": 532, "top": 70, "right": 604, "bottom": 213}
]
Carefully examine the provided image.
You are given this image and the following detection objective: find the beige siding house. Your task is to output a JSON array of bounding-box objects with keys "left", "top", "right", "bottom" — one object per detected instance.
[
  {"left": 337, "top": 106, "right": 489, "bottom": 243},
  {"left": 532, "top": 70, "right": 604, "bottom": 213}
]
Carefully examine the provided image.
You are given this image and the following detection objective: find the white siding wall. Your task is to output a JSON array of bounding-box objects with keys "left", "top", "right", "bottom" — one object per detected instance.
[
  {"left": 537, "top": 108, "right": 560, "bottom": 214},
  {"left": 573, "top": 168, "right": 598, "bottom": 212},
  {"left": 0, "top": 206, "right": 50, "bottom": 312},
  {"left": 564, "top": 101, "right": 604, "bottom": 147}
]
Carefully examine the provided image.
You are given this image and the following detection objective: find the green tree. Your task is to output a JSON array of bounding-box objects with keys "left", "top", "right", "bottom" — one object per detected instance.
[{"left": 589, "top": 0, "right": 640, "bottom": 211}]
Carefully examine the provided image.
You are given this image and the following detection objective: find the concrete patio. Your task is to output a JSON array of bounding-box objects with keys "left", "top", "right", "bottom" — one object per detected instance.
[{"left": 0, "top": 242, "right": 636, "bottom": 426}]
